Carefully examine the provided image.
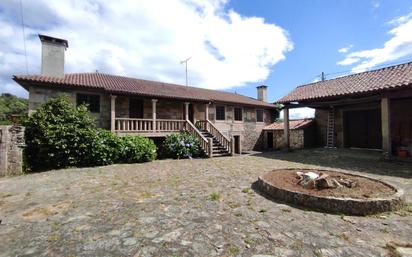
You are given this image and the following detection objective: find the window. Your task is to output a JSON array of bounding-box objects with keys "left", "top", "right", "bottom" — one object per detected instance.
[
  {"left": 234, "top": 107, "right": 242, "bottom": 121},
  {"left": 256, "top": 109, "right": 263, "bottom": 122},
  {"left": 77, "top": 94, "right": 100, "bottom": 113},
  {"left": 216, "top": 105, "right": 225, "bottom": 120}
]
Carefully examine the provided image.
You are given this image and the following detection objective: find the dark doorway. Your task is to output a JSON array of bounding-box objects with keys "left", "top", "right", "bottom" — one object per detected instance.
[
  {"left": 344, "top": 109, "right": 382, "bottom": 149},
  {"left": 182, "top": 104, "right": 194, "bottom": 122},
  {"left": 129, "top": 99, "right": 144, "bottom": 118},
  {"left": 267, "top": 132, "right": 274, "bottom": 148},
  {"left": 234, "top": 135, "right": 241, "bottom": 154}
]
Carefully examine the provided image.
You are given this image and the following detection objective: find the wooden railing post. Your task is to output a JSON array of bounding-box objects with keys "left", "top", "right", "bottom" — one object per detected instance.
[
  {"left": 152, "top": 99, "right": 157, "bottom": 132},
  {"left": 208, "top": 138, "right": 213, "bottom": 158},
  {"left": 110, "top": 95, "right": 117, "bottom": 132},
  {"left": 230, "top": 136, "right": 235, "bottom": 155}
]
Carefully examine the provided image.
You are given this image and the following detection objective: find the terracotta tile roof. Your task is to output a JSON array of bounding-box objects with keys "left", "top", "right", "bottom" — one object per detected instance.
[
  {"left": 13, "top": 73, "right": 275, "bottom": 108},
  {"left": 277, "top": 61, "right": 412, "bottom": 104},
  {"left": 263, "top": 119, "right": 313, "bottom": 130}
]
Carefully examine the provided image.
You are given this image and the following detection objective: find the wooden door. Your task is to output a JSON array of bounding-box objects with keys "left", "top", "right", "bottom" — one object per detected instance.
[
  {"left": 344, "top": 109, "right": 382, "bottom": 149},
  {"left": 129, "top": 99, "right": 144, "bottom": 118}
]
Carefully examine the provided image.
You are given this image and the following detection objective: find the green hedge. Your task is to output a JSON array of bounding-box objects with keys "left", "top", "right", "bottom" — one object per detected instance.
[{"left": 23, "top": 96, "right": 156, "bottom": 172}]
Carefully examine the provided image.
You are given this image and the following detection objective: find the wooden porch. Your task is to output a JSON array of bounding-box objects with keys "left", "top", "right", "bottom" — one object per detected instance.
[{"left": 109, "top": 95, "right": 234, "bottom": 157}]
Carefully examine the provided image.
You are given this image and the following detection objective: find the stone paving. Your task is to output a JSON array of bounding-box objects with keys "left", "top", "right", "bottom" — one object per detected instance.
[{"left": 0, "top": 149, "right": 411, "bottom": 257}]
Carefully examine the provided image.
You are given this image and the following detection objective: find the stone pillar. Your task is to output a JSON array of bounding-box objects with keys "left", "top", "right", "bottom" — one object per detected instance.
[
  {"left": 110, "top": 95, "right": 117, "bottom": 132},
  {"left": 152, "top": 99, "right": 157, "bottom": 131},
  {"left": 184, "top": 102, "right": 190, "bottom": 121},
  {"left": 0, "top": 126, "right": 24, "bottom": 176},
  {"left": 205, "top": 103, "right": 209, "bottom": 121},
  {"left": 284, "top": 107, "right": 290, "bottom": 149},
  {"left": 381, "top": 97, "right": 391, "bottom": 158}
]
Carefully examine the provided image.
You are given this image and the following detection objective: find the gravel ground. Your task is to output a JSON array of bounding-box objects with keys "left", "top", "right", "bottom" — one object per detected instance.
[{"left": 0, "top": 148, "right": 411, "bottom": 257}]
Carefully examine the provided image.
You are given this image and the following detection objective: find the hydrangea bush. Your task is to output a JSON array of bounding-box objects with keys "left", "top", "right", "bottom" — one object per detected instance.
[{"left": 163, "top": 132, "right": 203, "bottom": 159}]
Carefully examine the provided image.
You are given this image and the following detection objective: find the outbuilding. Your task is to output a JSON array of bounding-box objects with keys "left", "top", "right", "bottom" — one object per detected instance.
[
  {"left": 263, "top": 119, "right": 315, "bottom": 150},
  {"left": 277, "top": 61, "right": 412, "bottom": 158}
]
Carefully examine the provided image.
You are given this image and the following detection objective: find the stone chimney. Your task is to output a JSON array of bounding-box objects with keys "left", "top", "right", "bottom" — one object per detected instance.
[
  {"left": 257, "top": 85, "right": 268, "bottom": 102},
  {"left": 39, "top": 34, "right": 68, "bottom": 78}
]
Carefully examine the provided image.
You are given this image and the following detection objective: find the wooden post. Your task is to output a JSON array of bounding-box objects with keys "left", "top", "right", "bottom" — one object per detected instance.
[
  {"left": 184, "top": 102, "right": 190, "bottom": 121},
  {"left": 205, "top": 103, "right": 209, "bottom": 121},
  {"left": 284, "top": 107, "right": 290, "bottom": 149},
  {"left": 381, "top": 97, "right": 391, "bottom": 158},
  {"left": 110, "top": 95, "right": 117, "bottom": 132},
  {"left": 208, "top": 138, "right": 213, "bottom": 158},
  {"left": 152, "top": 99, "right": 157, "bottom": 132},
  {"left": 230, "top": 136, "right": 235, "bottom": 155}
]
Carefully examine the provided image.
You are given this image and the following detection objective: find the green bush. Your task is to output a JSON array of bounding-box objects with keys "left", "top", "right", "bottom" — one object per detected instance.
[
  {"left": 163, "top": 132, "right": 202, "bottom": 159},
  {"left": 119, "top": 135, "right": 157, "bottom": 163},
  {"left": 23, "top": 95, "right": 157, "bottom": 172}
]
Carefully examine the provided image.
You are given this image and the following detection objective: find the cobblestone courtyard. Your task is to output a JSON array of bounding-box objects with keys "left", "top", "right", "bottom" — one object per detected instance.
[{"left": 0, "top": 149, "right": 411, "bottom": 257}]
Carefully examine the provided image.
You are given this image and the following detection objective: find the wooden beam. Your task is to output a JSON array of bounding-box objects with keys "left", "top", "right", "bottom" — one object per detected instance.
[
  {"left": 184, "top": 102, "right": 190, "bottom": 121},
  {"left": 110, "top": 95, "right": 117, "bottom": 132},
  {"left": 284, "top": 108, "right": 290, "bottom": 149},
  {"left": 381, "top": 97, "right": 391, "bottom": 158},
  {"left": 205, "top": 103, "right": 209, "bottom": 121},
  {"left": 152, "top": 99, "right": 157, "bottom": 132}
]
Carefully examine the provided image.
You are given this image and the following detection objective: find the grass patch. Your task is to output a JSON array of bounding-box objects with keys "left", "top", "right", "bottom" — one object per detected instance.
[
  {"left": 313, "top": 249, "right": 323, "bottom": 257},
  {"left": 241, "top": 188, "right": 253, "bottom": 194},
  {"left": 208, "top": 192, "right": 221, "bottom": 201},
  {"left": 227, "top": 246, "right": 239, "bottom": 256},
  {"left": 384, "top": 243, "right": 401, "bottom": 257},
  {"left": 227, "top": 201, "right": 241, "bottom": 209}
]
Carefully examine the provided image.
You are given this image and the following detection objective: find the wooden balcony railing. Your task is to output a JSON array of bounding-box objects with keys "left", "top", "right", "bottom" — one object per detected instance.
[
  {"left": 115, "top": 118, "right": 186, "bottom": 133},
  {"left": 185, "top": 120, "right": 211, "bottom": 157},
  {"left": 114, "top": 118, "right": 212, "bottom": 157},
  {"left": 196, "top": 120, "right": 232, "bottom": 154}
]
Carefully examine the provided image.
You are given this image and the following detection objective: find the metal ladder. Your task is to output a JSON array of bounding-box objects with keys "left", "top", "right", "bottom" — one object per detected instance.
[{"left": 326, "top": 107, "right": 335, "bottom": 148}]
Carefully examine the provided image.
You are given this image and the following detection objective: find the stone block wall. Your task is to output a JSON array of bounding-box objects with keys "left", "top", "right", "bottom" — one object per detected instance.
[
  {"left": 29, "top": 86, "right": 111, "bottom": 128},
  {"left": 263, "top": 130, "right": 305, "bottom": 150},
  {"left": 0, "top": 126, "right": 25, "bottom": 176},
  {"left": 210, "top": 104, "right": 273, "bottom": 151},
  {"left": 28, "top": 85, "right": 274, "bottom": 152}
]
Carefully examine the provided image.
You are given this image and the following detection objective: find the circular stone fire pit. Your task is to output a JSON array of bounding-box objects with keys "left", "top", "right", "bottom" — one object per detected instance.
[{"left": 257, "top": 169, "right": 405, "bottom": 216}]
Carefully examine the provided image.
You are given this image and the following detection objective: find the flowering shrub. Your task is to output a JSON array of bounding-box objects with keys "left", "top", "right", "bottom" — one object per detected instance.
[{"left": 163, "top": 132, "right": 202, "bottom": 159}]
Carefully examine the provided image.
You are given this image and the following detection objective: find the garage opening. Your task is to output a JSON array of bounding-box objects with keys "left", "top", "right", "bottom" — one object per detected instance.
[{"left": 344, "top": 109, "right": 382, "bottom": 149}]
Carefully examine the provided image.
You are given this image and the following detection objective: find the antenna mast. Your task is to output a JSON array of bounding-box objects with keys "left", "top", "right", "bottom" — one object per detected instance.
[{"left": 180, "top": 57, "right": 191, "bottom": 86}]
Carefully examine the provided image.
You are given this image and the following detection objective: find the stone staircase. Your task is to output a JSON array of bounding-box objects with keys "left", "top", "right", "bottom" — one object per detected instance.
[{"left": 198, "top": 129, "right": 231, "bottom": 157}]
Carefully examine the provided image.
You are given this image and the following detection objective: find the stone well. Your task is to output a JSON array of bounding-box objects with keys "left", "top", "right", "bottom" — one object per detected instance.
[{"left": 257, "top": 169, "right": 405, "bottom": 216}]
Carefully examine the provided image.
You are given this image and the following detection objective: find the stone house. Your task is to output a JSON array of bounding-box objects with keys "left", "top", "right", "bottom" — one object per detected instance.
[
  {"left": 277, "top": 61, "right": 412, "bottom": 158},
  {"left": 262, "top": 119, "right": 315, "bottom": 150},
  {"left": 13, "top": 35, "right": 278, "bottom": 157}
]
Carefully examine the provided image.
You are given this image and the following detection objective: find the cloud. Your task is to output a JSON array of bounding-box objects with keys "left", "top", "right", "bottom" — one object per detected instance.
[
  {"left": 338, "top": 44, "right": 353, "bottom": 54},
  {"left": 0, "top": 0, "right": 293, "bottom": 98},
  {"left": 337, "top": 11, "right": 412, "bottom": 72},
  {"left": 280, "top": 107, "right": 315, "bottom": 120}
]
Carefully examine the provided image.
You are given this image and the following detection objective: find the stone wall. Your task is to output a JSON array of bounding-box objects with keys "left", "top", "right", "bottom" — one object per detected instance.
[
  {"left": 0, "top": 126, "right": 25, "bottom": 176},
  {"left": 28, "top": 85, "right": 274, "bottom": 152},
  {"left": 264, "top": 130, "right": 305, "bottom": 150},
  {"left": 209, "top": 104, "right": 273, "bottom": 151},
  {"left": 29, "top": 86, "right": 111, "bottom": 128}
]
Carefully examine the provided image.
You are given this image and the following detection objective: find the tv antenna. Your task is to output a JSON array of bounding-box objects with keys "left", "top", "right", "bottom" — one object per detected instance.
[{"left": 180, "top": 57, "right": 191, "bottom": 86}]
